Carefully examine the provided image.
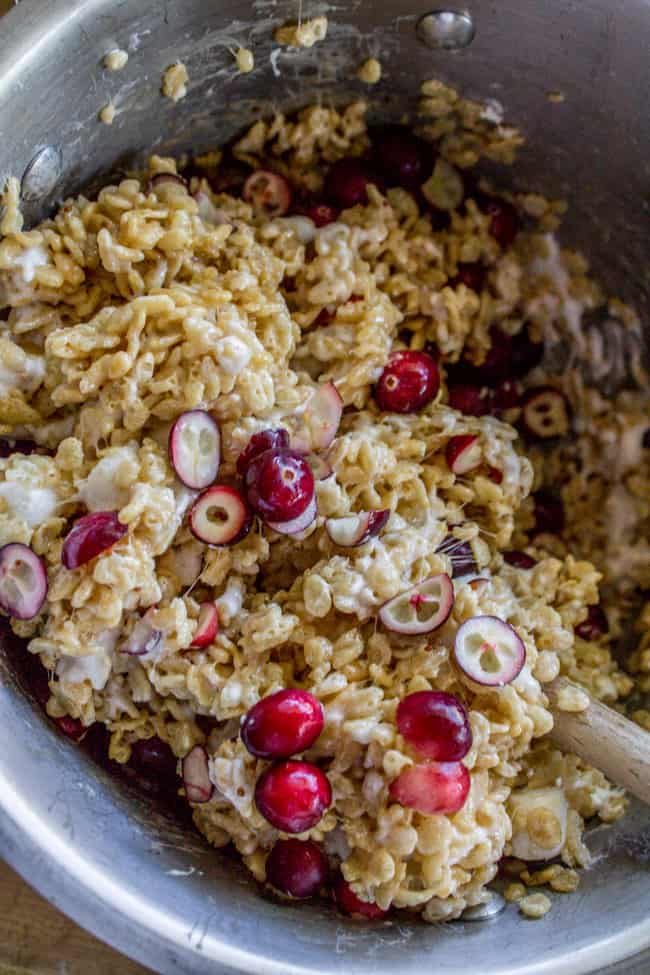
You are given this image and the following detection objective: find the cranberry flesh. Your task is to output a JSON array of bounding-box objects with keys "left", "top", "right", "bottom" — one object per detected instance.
[
  {"left": 575, "top": 605, "right": 609, "bottom": 641},
  {"left": 237, "top": 428, "right": 290, "bottom": 477},
  {"left": 451, "top": 263, "right": 486, "bottom": 292},
  {"left": 241, "top": 689, "right": 324, "bottom": 759},
  {"left": 266, "top": 838, "right": 329, "bottom": 898},
  {"left": 397, "top": 691, "right": 472, "bottom": 761},
  {"left": 245, "top": 448, "right": 315, "bottom": 523},
  {"left": 255, "top": 760, "right": 332, "bottom": 833},
  {"left": 503, "top": 550, "right": 537, "bottom": 569},
  {"left": 533, "top": 491, "right": 565, "bottom": 535},
  {"left": 375, "top": 350, "right": 440, "bottom": 414},
  {"left": 62, "top": 511, "right": 128, "bottom": 569},
  {"left": 334, "top": 876, "right": 388, "bottom": 919},
  {"left": 325, "top": 158, "right": 378, "bottom": 209},
  {"left": 447, "top": 383, "right": 490, "bottom": 417},
  {"left": 389, "top": 761, "right": 470, "bottom": 814},
  {"left": 372, "top": 126, "right": 430, "bottom": 190}
]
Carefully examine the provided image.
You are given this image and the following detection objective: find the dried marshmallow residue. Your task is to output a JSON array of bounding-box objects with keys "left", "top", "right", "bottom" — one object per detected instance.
[
  {"left": 275, "top": 15, "right": 328, "bottom": 48},
  {"left": 103, "top": 49, "right": 129, "bottom": 71}
]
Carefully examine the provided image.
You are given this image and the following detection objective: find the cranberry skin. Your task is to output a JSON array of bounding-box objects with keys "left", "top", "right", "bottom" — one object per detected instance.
[
  {"left": 481, "top": 197, "right": 520, "bottom": 248},
  {"left": 503, "top": 550, "right": 537, "bottom": 569},
  {"left": 130, "top": 735, "right": 178, "bottom": 783},
  {"left": 236, "top": 428, "right": 290, "bottom": 477},
  {"left": 255, "top": 760, "right": 332, "bottom": 833},
  {"left": 62, "top": 510, "right": 128, "bottom": 569},
  {"left": 436, "top": 536, "right": 477, "bottom": 578},
  {"left": 447, "top": 383, "right": 489, "bottom": 417},
  {"left": 372, "top": 126, "right": 430, "bottom": 190},
  {"left": 241, "top": 689, "right": 324, "bottom": 759},
  {"left": 298, "top": 201, "right": 339, "bottom": 227},
  {"left": 56, "top": 715, "right": 88, "bottom": 741},
  {"left": 397, "top": 691, "right": 472, "bottom": 761},
  {"left": 245, "top": 449, "right": 315, "bottom": 522},
  {"left": 575, "top": 605, "right": 609, "bottom": 641},
  {"left": 266, "top": 839, "right": 329, "bottom": 898},
  {"left": 533, "top": 491, "right": 565, "bottom": 535},
  {"left": 334, "top": 876, "right": 388, "bottom": 919},
  {"left": 325, "top": 158, "right": 378, "bottom": 209},
  {"left": 511, "top": 330, "right": 544, "bottom": 377},
  {"left": 450, "top": 263, "right": 486, "bottom": 292},
  {"left": 389, "top": 761, "right": 470, "bottom": 815},
  {"left": 375, "top": 350, "right": 440, "bottom": 414},
  {"left": 491, "top": 379, "right": 521, "bottom": 414}
]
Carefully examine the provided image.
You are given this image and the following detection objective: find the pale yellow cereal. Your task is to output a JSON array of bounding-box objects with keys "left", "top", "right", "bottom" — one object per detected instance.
[
  {"left": 556, "top": 684, "right": 590, "bottom": 713},
  {"left": 519, "top": 893, "right": 552, "bottom": 919},
  {"left": 235, "top": 47, "right": 254, "bottom": 73},
  {"left": 162, "top": 62, "right": 189, "bottom": 102},
  {"left": 357, "top": 58, "right": 382, "bottom": 85},
  {"left": 505, "top": 883, "right": 526, "bottom": 903}
]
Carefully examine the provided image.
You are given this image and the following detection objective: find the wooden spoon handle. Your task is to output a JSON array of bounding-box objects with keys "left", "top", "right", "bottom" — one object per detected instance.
[{"left": 546, "top": 677, "right": 650, "bottom": 805}]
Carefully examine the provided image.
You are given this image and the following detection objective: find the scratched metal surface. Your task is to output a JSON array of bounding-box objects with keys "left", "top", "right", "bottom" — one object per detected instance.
[{"left": 0, "top": 0, "right": 649, "bottom": 974}]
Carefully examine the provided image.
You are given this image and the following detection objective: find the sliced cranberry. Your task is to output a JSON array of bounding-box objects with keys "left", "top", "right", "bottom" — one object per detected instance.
[
  {"left": 245, "top": 448, "right": 315, "bottom": 523},
  {"left": 56, "top": 715, "right": 88, "bottom": 741},
  {"left": 374, "top": 350, "right": 440, "bottom": 414},
  {"left": 237, "top": 428, "right": 290, "bottom": 477},
  {"left": 447, "top": 383, "right": 490, "bottom": 417},
  {"left": 243, "top": 170, "right": 292, "bottom": 218},
  {"left": 266, "top": 838, "right": 329, "bottom": 898},
  {"left": 575, "top": 605, "right": 609, "bottom": 641},
  {"left": 436, "top": 536, "right": 477, "bottom": 578},
  {"left": 372, "top": 126, "right": 430, "bottom": 190},
  {"left": 533, "top": 491, "right": 565, "bottom": 535},
  {"left": 503, "top": 550, "right": 537, "bottom": 569},
  {"left": 296, "top": 201, "right": 339, "bottom": 227},
  {"left": 255, "top": 760, "right": 332, "bottom": 833},
  {"left": 491, "top": 379, "right": 521, "bottom": 414},
  {"left": 324, "top": 158, "right": 379, "bottom": 209},
  {"left": 334, "top": 876, "right": 388, "bottom": 919},
  {"left": 480, "top": 196, "right": 520, "bottom": 248},
  {"left": 397, "top": 691, "right": 472, "bottom": 761},
  {"left": 241, "top": 689, "right": 324, "bottom": 759},
  {"left": 450, "top": 263, "right": 486, "bottom": 292},
  {"left": 62, "top": 511, "right": 128, "bottom": 569},
  {"left": 130, "top": 735, "right": 178, "bottom": 784},
  {"left": 389, "top": 761, "right": 470, "bottom": 814}
]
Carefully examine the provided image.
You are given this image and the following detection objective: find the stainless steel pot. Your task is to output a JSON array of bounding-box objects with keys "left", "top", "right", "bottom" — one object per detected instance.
[{"left": 0, "top": 1, "right": 648, "bottom": 973}]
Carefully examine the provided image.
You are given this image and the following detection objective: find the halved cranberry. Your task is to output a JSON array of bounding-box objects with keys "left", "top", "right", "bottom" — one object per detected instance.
[
  {"left": 62, "top": 511, "right": 128, "bottom": 569},
  {"left": 389, "top": 761, "right": 470, "bottom": 814},
  {"left": 503, "top": 550, "right": 537, "bottom": 569},
  {"left": 575, "top": 605, "right": 609, "bottom": 641},
  {"left": 245, "top": 448, "right": 315, "bottom": 523},
  {"left": 436, "top": 536, "right": 477, "bottom": 578},
  {"left": 447, "top": 383, "right": 490, "bottom": 417},
  {"left": 533, "top": 491, "right": 565, "bottom": 535},
  {"left": 241, "top": 689, "right": 324, "bottom": 759},
  {"left": 255, "top": 760, "right": 332, "bottom": 833},
  {"left": 450, "top": 263, "right": 486, "bottom": 292},
  {"left": 397, "top": 691, "right": 472, "bottom": 761},
  {"left": 266, "top": 839, "right": 329, "bottom": 898},
  {"left": 325, "top": 158, "right": 379, "bottom": 209},
  {"left": 480, "top": 196, "right": 520, "bottom": 248},
  {"left": 236, "top": 428, "right": 290, "bottom": 477},
  {"left": 296, "top": 201, "right": 339, "bottom": 227},
  {"left": 372, "top": 126, "right": 430, "bottom": 190},
  {"left": 243, "top": 170, "right": 292, "bottom": 218},
  {"left": 375, "top": 350, "right": 440, "bottom": 414},
  {"left": 334, "top": 876, "right": 388, "bottom": 919}
]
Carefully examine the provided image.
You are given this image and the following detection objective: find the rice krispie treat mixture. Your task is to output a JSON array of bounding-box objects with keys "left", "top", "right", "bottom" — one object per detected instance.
[{"left": 0, "top": 79, "right": 648, "bottom": 923}]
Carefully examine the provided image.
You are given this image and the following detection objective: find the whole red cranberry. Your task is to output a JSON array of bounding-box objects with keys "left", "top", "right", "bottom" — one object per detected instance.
[
  {"left": 255, "top": 760, "right": 332, "bottom": 833},
  {"left": 575, "top": 605, "right": 609, "bottom": 641},
  {"left": 375, "top": 350, "right": 440, "bottom": 413},
  {"left": 397, "top": 691, "right": 472, "bottom": 761},
  {"left": 447, "top": 383, "right": 490, "bottom": 417},
  {"left": 265, "top": 838, "right": 329, "bottom": 898},
  {"left": 325, "top": 158, "right": 379, "bottom": 209},
  {"left": 298, "top": 201, "right": 339, "bottom": 227},
  {"left": 237, "top": 428, "right": 290, "bottom": 476},
  {"left": 245, "top": 449, "right": 315, "bottom": 523},
  {"left": 241, "top": 689, "right": 324, "bottom": 759},
  {"left": 372, "top": 126, "right": 431, "bottom": 190},
  {"left": 334, "top": 876, "right": 388, "bottom": 919},
  {"left": 450, "top": 263, "right": 486, "bottom": 292}
]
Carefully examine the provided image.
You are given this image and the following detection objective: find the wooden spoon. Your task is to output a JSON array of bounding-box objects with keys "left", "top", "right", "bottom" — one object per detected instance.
[{"left": 546, "top": 677, "right": 650, "bottom": 805}]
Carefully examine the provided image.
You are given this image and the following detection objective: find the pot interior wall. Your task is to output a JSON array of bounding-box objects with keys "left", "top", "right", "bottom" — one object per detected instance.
[{"left": 0, "top": 1, "right": 648, "bottom": 974}]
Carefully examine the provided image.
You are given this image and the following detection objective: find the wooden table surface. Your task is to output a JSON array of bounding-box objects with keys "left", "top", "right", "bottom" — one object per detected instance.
[{"left": 0, "top": 2, "right": 151, "bottom": 972}]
